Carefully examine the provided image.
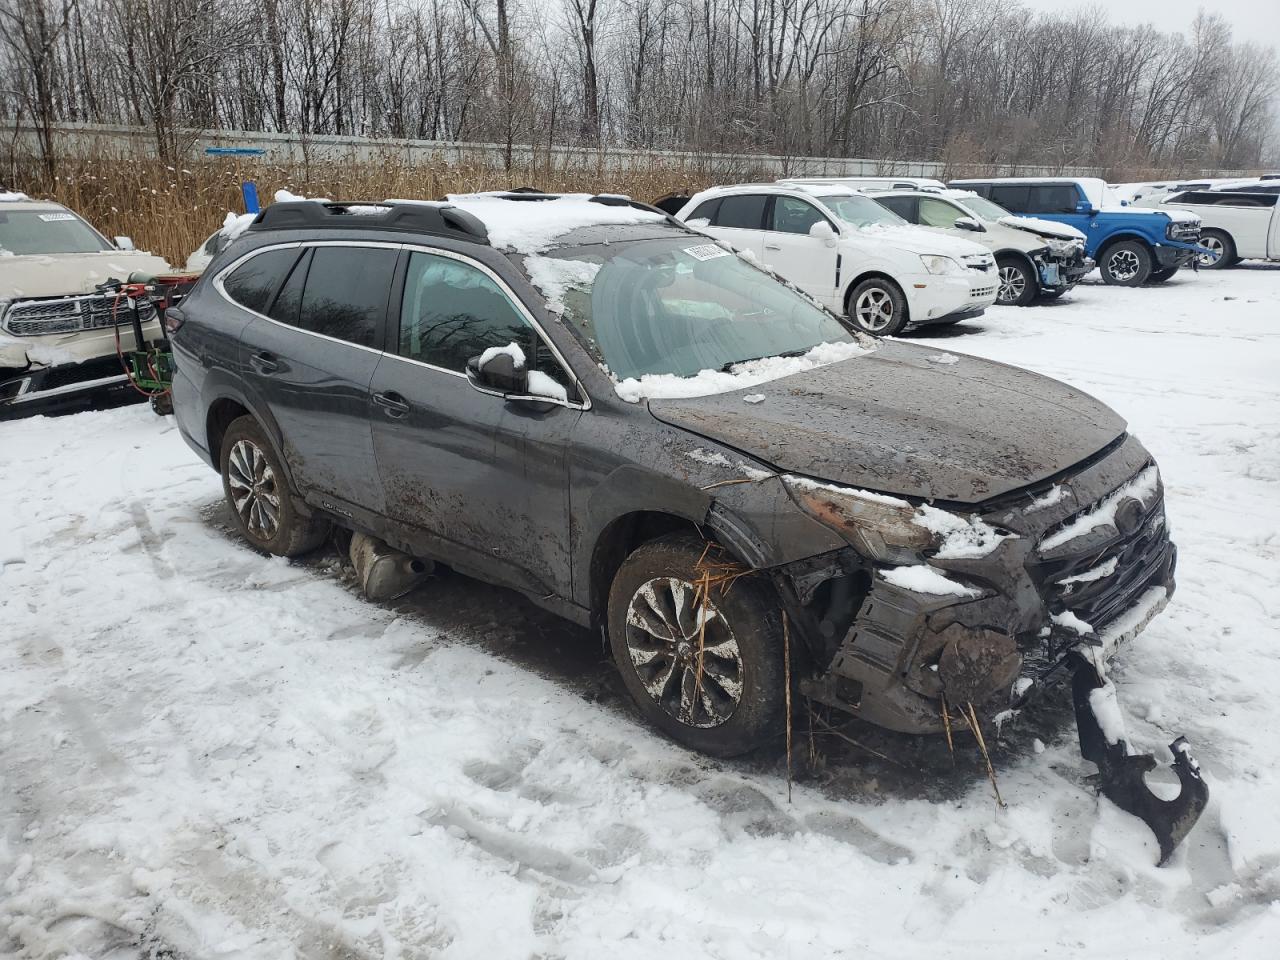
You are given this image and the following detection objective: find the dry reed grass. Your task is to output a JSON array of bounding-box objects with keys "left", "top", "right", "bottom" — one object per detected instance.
[{"left": 9, "top": 150, "right": 759, "bottom": 265}]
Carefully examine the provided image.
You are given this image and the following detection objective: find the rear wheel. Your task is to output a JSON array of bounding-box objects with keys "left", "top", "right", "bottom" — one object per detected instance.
[
  {"left": 995, "top": 256, "right": 1037, "bottom": 306},
  {"left": 1197, "top": 229, "right": 1236, "bottom": 269},
  {"left": 607, "top": 535, "right": 786, "bottom": 757},
  {"left": 847, "top": 277, "right": 909, "bottom": 336},
  {"left": 1099, "top": 241, "right": 1153, "bottom": 286},
  {"left": 220, "top": 416, "right": 330, "bottom": 556}
]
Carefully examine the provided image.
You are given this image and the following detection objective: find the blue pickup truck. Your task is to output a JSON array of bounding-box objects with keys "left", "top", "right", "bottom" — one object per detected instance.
[{"left": 949, "top": 177, "right": 1204, "bottom": 286}]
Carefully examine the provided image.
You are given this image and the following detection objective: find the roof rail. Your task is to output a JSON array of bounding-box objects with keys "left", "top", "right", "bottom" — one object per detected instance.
[{"left": 249, "top": 200, "right": 489, "bottom": 243}]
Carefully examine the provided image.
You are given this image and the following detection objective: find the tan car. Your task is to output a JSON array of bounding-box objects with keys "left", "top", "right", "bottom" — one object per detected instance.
[{"left": 1, "top": 194, "right": 171, "bottom": 418}]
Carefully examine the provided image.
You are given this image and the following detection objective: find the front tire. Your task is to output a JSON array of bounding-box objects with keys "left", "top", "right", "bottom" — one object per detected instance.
[
  {"left": 1148, "top": 266, "right": 1179, "bottom": 283},
  {"left": 995, "top": 256, "right": 1037, "bottom": 306},
  {"left": 607, "top": 535, "right": 786, "bottom": 757},
  {"left": 847, "top": 277, "right": 909, "bottom": 336},
  {"left": 220, "top": 415, "right": 330, "bottom": 557},
  {"left": 1197, "top": 229, "right": 1236, "bottom": 269},
  {"left": 1099, "top": 240, "right": 1153, "bottom": 286}
]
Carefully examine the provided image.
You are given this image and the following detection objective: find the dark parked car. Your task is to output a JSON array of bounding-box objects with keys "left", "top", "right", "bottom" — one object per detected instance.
[{"left": 169, "top": 195, "right": 1203, "bottom": 856}]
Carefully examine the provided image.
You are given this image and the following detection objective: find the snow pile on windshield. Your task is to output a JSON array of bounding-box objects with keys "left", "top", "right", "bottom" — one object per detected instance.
[
  {"left": 613, "top": 340, "right": 869, "bottom": 403},
  {"left": 448, "top": 194, "right": 664, "bottom": 254},
  {"left": 880, "top": 565, "right": 981, "bottom": 598},
  {"left": 1041, "top": 466, "right": 1160, "bottom": 551},
  {"left": 1000, "top": 216, "right": 1086, "bottom": 241},
  {"left": 524, "top": 256, "right": 600, "bottom": 315}
]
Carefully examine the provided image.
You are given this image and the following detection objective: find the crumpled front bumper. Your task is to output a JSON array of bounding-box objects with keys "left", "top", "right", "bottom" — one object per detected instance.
[
  {"left": 793, "top": 433, "right": 1177, "bottom": 734},
  {"left": 1037, "top": 256, "right": 1095, "bottom": 291}
]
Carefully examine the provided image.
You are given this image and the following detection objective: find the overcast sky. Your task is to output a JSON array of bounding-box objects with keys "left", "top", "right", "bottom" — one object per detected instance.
[{"left": 1018, "top": 0, "right": 1280, "bottom": 55}]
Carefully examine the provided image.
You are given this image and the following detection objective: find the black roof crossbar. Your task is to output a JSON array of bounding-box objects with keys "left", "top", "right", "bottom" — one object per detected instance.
[{"left": 248, "top": 200, "right": 489, "bottom": 243}]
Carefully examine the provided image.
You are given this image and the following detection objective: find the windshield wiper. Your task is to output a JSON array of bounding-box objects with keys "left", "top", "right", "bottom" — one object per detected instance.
[{"left": 718, "top": 348, "right": 808, "bottom": 373}]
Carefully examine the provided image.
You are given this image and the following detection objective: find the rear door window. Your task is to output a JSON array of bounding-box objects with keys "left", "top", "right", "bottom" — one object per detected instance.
[
  {"left": 294, "top": 245, "right": 398, "bottom": 348},
  {"left": 989, "top": 185, "right": 1031, "bottom": 213},
  {"left": 687, "top": 198, "right": 721, "bottom": 223},
  {"left": 712, "top": 195, "right": 768, "bottom": 229},
  {"left": 1029, "top": 185, "right": 1078, "bottom": 214},
  {"left": 223, "top": 247, "right": 300, "bottom": 314},
  {"left": 875, "top": 196, "right": 918, "bottom": 221}
]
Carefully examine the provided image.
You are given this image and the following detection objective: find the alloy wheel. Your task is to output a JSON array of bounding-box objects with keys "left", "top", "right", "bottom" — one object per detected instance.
[
  {"left": 227, "top": 439, "right": 281, "bottom": 540},
  {"left": 998, "top": 266, "right": 1026, "bottom": 303},
  {"left": 1198, "top": 235, "right": 1223, "bottom": 267},
  {"left": 854, "top": 287, "right": 894, "bottom": 332},
  {"left": 1108, "top": 249, "right": 1141, "bottom": 282},
  {"left": 624, "top": 577, "right": 744, "bottom": 728}
]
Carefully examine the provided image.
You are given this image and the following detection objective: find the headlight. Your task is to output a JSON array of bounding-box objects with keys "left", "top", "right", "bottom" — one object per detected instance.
[
  {"left": 782, "top": 475, "right": 1012, "bottom": 564},
  {"left": 919, "top": 255, "right": 964, "bottom": 276}
]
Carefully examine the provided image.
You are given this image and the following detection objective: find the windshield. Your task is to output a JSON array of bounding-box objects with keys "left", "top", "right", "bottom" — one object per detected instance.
[
  {"left": 956, "top": 195, "right": 1009, "bottom": 221},
  {"left": 815, "top": 194, "right": 906, "bottom": 227},
  {"left": 0, "top": 209, "right": 112, "bottom": 255},
  {"left": 529, "top": 237, "right": 858, "bottom": 382}
]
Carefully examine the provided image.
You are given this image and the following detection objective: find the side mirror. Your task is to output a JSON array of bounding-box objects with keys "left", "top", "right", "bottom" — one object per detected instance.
[
  {"left": 466, "top": 344, "right": 528, "bottom": 396},
  {"left": 114, "top": 235, "right": 135, "bottom": 251},
  {"left": 808, "top": 221, "right": 838, "bottom": 247},
  {"left": 953, "top": 216, "right": 984, "bottom": 232},
  {"left": 1075, "top": 200, "right": 1099, "bottom": 216}
]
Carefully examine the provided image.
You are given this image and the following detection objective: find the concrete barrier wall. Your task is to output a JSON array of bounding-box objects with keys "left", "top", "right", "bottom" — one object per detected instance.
[{"left": 8, "top": 122, "right": 1250, "bottom": 179}]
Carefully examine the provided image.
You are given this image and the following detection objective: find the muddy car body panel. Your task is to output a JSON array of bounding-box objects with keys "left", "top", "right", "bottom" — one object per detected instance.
[{"left": 171, "top": 196, "right": 1178, "bottom": 745}]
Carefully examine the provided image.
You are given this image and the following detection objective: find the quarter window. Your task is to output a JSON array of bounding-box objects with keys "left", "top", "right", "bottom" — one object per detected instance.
[
  {"left": 294, "top": 246, "right": 397, "bottom": 348},
  {"left": 398, "top": 251, "right": 574, "bottom": 395},
  {"left": 223, "top": 248, "right": 300, "bottom": 314},
  {"left": 769, "top": 197, "right": 830, "bottom": 235}
]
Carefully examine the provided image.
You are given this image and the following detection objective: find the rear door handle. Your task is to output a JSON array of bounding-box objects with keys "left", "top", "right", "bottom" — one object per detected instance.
[
  {"left": 250, "top": 351, "right": 279, "bottom": 374},
  {"left": 373, "top": 391, "right": 410, "bottom": 418}
]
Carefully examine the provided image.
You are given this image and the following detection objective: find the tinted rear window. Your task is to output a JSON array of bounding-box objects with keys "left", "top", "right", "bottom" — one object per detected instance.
[
  {"left": 713, "top": 195, "right": 767, "bottom": 229},
  {"left": 875, "top": 195, "right": 917, "bottom": 220},
  {"left": 223, "top": 248, "right": 300, "bottom": 314},
  {"left": 296, "top": 246, "right": 397, "bottom": 348},
  {"left": 1029, "top": 185, "right": 1078, "bottom": 214},
  {"left": 988, "top": 185, "right": 1031, "bottom": 213}
]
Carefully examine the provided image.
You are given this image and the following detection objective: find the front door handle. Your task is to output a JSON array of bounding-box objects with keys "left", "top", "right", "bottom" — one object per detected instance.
[
  {"left": 250, "top": 351, "right": 279, "bottom": 374},
  {"left": 764, "top": 243, "right": 782, "bottom": 251},
  {"left": 373, "top": 391, "right": 410, "bottom": 418}
]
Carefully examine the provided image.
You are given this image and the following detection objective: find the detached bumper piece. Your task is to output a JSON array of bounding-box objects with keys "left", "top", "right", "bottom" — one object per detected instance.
[{"left": 1071, "top": 655, "right": 1208, "bottom": 865}]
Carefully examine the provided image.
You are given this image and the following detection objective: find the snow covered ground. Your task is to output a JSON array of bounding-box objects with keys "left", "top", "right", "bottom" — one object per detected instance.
[{"left": 2, "top": 265, "right": 1279, "bottom": 958}]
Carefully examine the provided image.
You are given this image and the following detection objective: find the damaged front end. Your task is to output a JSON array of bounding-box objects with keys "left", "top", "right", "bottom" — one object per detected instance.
[
  {"left": 1033, "top": 238, "right": 1094, "bottom": 295},
  {"left": 768, "top": 433, "right": 1208, "bottom": 863}
]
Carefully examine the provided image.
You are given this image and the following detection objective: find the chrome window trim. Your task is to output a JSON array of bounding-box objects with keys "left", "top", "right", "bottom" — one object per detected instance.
[
  {"left": 213, "top": 238, "right": 590, "bottom": 410},
  {"left": 398, "top": 243, "right": 591, "bottom": 411}
]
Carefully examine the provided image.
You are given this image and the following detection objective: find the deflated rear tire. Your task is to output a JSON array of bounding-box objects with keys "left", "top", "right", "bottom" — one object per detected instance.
[
  {"left": 220, "top": 415, "right": 330, "bottom": 557},
  {"left": 607, "top": 534, "right": 786, "bottom": 757}
]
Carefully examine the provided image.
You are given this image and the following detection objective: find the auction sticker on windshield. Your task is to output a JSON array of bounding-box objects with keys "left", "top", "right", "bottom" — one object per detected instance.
[
  {"left": 37, "top": 213, "right": 77, "bottom": 222},
  {"left": 683, "top": 243, "right": 731, "bottom": 261}
]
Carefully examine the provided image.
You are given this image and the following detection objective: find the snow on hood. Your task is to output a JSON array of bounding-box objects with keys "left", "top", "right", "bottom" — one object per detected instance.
[
  {"left": 0, "top": 250, "right": 173, "bottom": 299},
  {"left": 847, "top": 223, "right": 990, "bottom": 258},
  {"left": 447, "top": 193, "right": 665, "bottom": 254},
  {"left": 1000, "top": 216, "right": 1086, "bottom": 241},
  {"left": 614, "top": 340, "right": 871, "bottom": 403},
  {"left": 1096, "top": 205, "right": 1200, "bottom": 224}
]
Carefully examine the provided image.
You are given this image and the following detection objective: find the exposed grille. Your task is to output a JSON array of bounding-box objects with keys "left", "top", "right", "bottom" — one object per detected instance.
[
  {"left": 1167, "top": 221, "right": 1201, "bottom": 242},
  {"left": 970, "top": 283, "right": 997, "bottom": 299},
  {"left": 3, "top": 294, "right": 156, "bottom": 337},
  {"left": 1030, "top": 482, "right": 1176, "bottom": 632},
  {"left": 963, "top": 254, "right": 995, "bottom": 272}
]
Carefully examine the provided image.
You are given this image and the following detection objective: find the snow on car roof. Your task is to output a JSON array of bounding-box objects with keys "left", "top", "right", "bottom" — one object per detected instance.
[
  {"left": 445, "top": 193, "right": 666, "bottom": 254},
  {"left": 0, "top": 191, "right": 32, "bottom": 203}
]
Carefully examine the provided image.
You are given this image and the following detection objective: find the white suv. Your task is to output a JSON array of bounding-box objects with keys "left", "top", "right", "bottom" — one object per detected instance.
[{"left": 674, "top": 184, "right": 997, "bottom": 335}]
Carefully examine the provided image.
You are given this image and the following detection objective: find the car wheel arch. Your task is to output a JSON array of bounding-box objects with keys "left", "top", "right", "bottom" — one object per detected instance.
[
  {"left": 1096, "top": 232, "right": 1153, "bottom": 260},
  {"left": 843, "top": 271, "right": 909, "bottom": 315},
  {"left": 588, "top": 510, "right": 710, "bottom": 631},
  {"left": 205, "top": 390, "right": 297, "bottom": 494}
]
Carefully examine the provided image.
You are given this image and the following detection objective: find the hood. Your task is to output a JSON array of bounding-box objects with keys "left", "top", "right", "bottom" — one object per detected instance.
[
  {"left": 0, "top": 251, "right": 173, "bottom": 299},
  {"left": 848, "top": 224, "right": 991, "bottom": 259},
  {"left": 998, "top": 216, "right": 1085, "bottom": 242},
  {"left": 648, "top": 341, "right": 1126, "bottom": 505}
]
